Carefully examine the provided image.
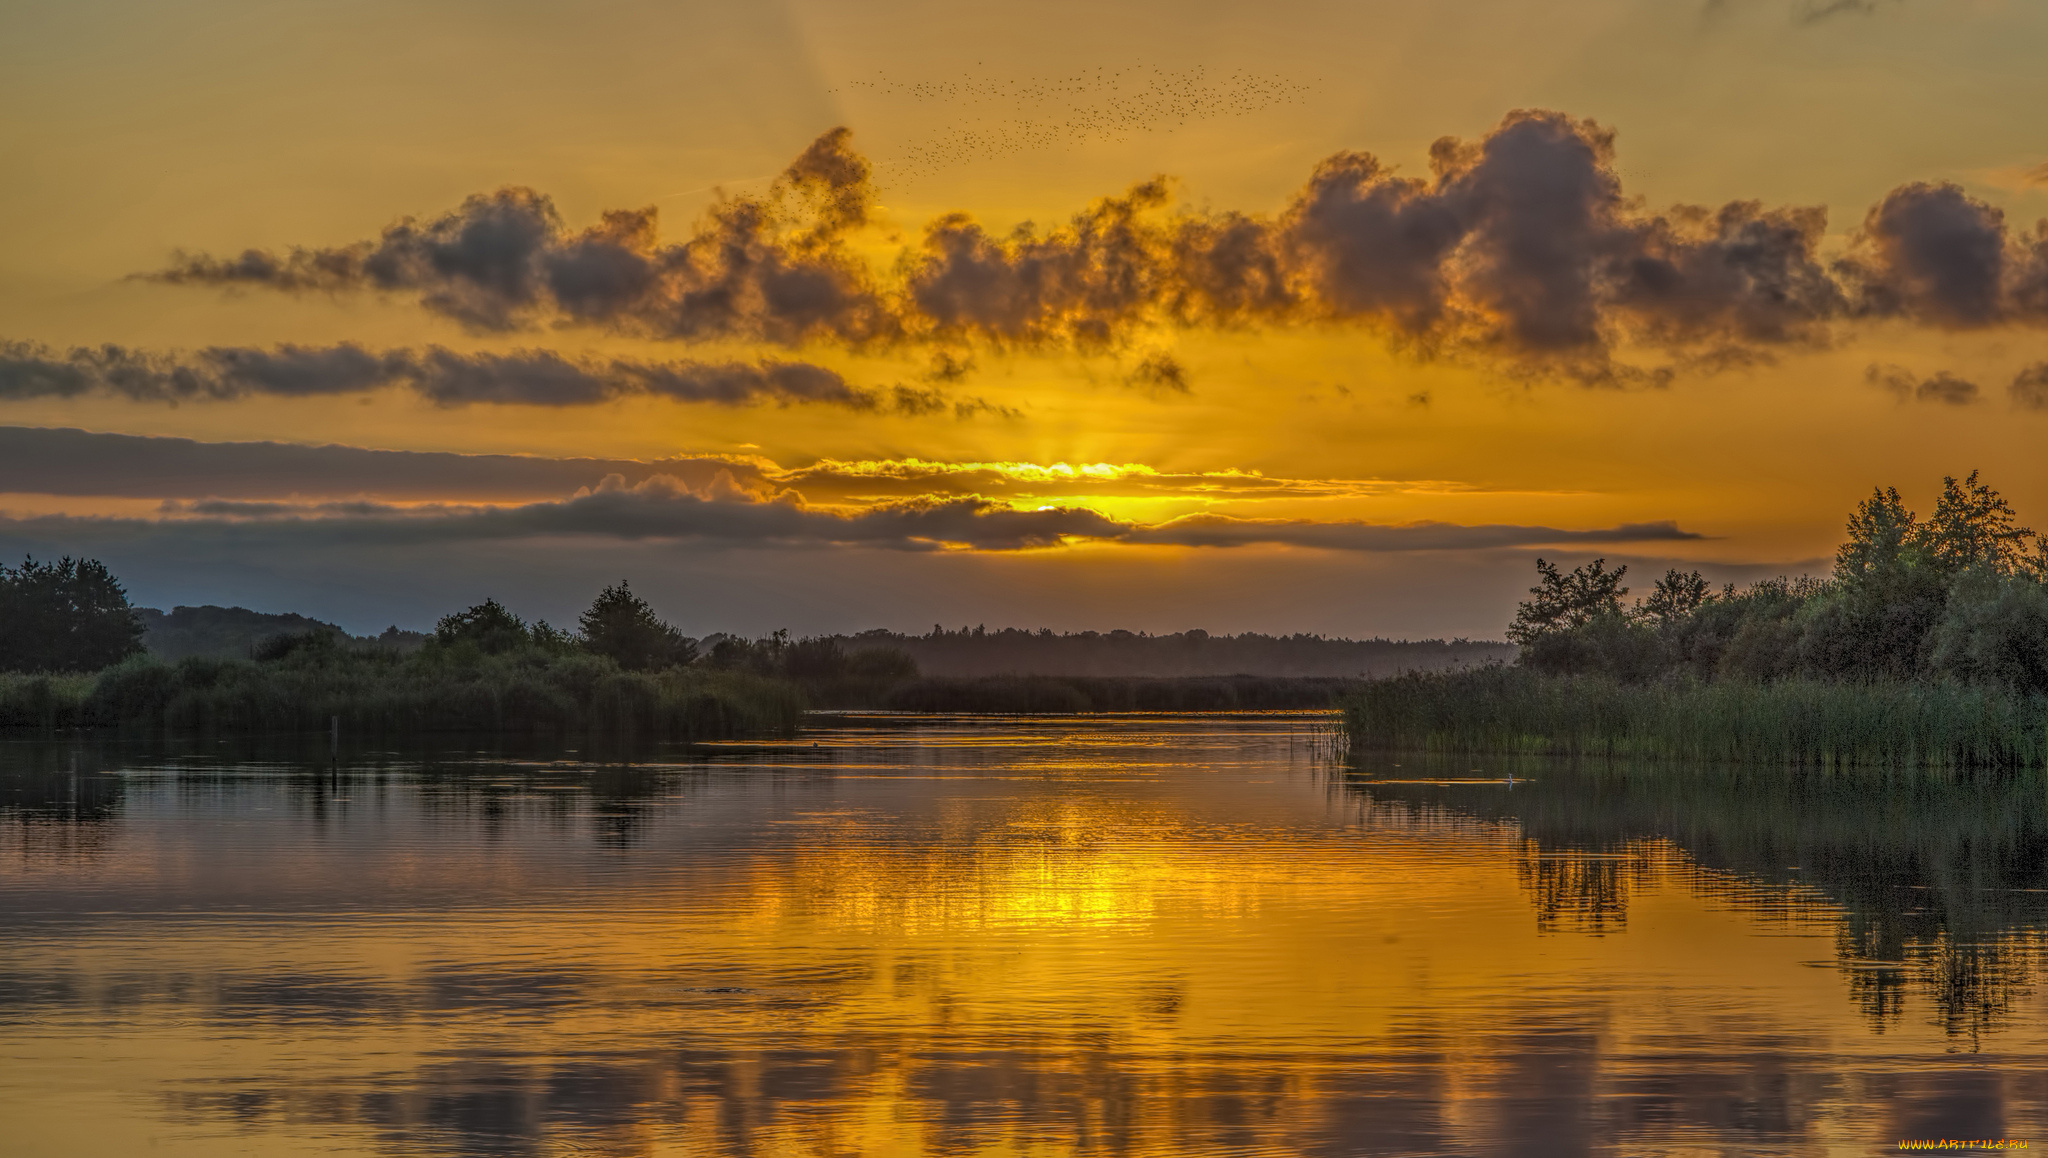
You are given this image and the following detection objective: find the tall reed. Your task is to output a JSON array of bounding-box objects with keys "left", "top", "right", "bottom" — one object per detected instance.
[
  {"left": 0, "top": 649, "right": 803, "bottom": 740},
  {"left": 1340, "top": 666, "right": 2048, "bottom": 768}
]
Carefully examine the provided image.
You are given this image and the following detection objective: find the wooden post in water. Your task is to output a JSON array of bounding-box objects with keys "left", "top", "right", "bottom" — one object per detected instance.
[{"left": 330, "top": 715, "right": 339, "bottom": 759}]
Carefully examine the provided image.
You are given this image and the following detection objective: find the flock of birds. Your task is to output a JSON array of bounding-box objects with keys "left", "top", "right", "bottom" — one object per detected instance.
[{"left": 834, "top": 64, "right": 1317, "bottom": 182}]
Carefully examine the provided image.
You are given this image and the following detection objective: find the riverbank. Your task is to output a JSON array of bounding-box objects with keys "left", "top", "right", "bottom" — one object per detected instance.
[
  {"left": 0, "top": 651, "right": 804, "bottom": 740},
  {"left": 1339, "top": 666, "right": 2048, "bottom": 768},
  {"left": 0, "top": 656, "right": 1365, "bottom": 738}
]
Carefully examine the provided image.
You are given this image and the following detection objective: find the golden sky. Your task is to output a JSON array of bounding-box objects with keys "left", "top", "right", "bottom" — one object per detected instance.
[{"left": 4, "top": 0, "right": 2047, "bottom": 635}]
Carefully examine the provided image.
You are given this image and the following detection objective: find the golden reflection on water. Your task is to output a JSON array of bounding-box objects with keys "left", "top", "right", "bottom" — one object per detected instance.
[{"left": 3, "top": 716, "right": 2047, "bottom": 1157}]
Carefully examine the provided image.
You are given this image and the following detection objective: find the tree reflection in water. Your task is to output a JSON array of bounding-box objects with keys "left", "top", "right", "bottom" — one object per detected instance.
[{"left": 1345, "top": 757, "right": 2048, "bottom": 1047}]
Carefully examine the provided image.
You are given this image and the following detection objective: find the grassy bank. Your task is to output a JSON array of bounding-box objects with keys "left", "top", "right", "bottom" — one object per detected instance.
[
  {"left": 1340, "top": 666, "right": 2048, "bottom": 767},
  {"left": 0, "top": 648, "right": 803, "bottom": 740}
]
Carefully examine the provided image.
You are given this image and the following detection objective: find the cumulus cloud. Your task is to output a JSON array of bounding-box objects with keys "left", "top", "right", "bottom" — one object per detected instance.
[
  {"left": 144, "top": 110, "right": 2048, "bottom": 379},
  {"left": 1840, "top": 184, "right": 2008, "bottom": 327},
  {"left": 898, "top": 108, "right": 1842, "bottom": 370},
  {"left": 1835, "top": 182, "right": 2048, "bottom": 330},
  {"left": 1865, "top": 363, "right": 1980, "bottom": 405},
  {"left": 149, "top": 128, "right": 891, "bottom": 344},
  {"left": 0, "top": 339, "right": 989, "bottom": 414}
]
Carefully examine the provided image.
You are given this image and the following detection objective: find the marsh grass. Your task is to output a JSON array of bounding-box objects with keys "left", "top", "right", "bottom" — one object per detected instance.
[
  {"left": 0, "top": 672, "right": 99, "bottom": 730},
  {"left": 1341, "top": 666, "right": 2048, "bottom": 768},
  {"left": 0, "top": 648, "right": 802, "bottom": 740}
]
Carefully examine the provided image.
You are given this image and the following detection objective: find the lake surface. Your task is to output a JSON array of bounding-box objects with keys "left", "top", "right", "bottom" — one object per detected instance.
[{"left": 4, "top": 713, "right": 2046, "bottom": 1156}]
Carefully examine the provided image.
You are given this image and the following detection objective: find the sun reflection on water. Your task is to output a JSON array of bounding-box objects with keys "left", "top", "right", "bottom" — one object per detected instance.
[{"left": 2, "top": 719, "right": 2047, "bottom": 1156}]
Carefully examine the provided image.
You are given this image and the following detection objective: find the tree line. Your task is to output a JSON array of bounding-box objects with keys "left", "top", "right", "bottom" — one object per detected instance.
[
  {"left": 0, "top": 558, "right": 146, "bottom": 673},
  {"left": 0, "top": 565, "right": 869, "bottom": 680},
  {"left": 1508, "top": 471, "right": 2048, "bottom": 691},
  {"left": 0, "top": 577, "right": 812, "bottom": 739}
]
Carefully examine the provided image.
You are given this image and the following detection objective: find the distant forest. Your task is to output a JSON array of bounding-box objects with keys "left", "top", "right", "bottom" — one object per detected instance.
[
  {"left": 809, "top": 628, "right": 1513, "bottom": 678},
  {"left": 136, "top": 608, "right": 1510, "bottom": 679},
  {"left": 137, "top": 606, "right": 426, "bottom": 662}
]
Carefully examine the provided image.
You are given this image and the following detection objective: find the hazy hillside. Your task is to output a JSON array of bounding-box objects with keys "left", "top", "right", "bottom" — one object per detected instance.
[{"left": 137, "top": 606, "right": 428, "bottom": 661}]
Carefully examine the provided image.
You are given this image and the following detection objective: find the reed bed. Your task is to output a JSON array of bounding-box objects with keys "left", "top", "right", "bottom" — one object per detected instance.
[
  {"left": 1340, "top": 666, "right": 2048, "bottom": 768},
  {"left": 0, "top": 651, "right": 803, "bottom": 740}
]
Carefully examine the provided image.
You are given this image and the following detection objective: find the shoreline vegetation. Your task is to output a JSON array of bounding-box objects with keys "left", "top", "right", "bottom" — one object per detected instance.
[
  {"left": 0, "top": 564, "right": 1398, "bottom": 738},
  {"left": 1342, "top": 471, "right": 2048, "bottom": 768},
  {"left": 0, "top": 580, "right": 811, "bottom": 741},
  {"left": 1343, "top": 668, "right": 2048, "bottom": 767}
]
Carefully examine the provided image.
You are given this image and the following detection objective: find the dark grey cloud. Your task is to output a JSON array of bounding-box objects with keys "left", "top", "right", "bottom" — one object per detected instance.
[
  {"left": 0, "top": 484, "right": 1127, "bottom": 554},
  {"left": 2011, "top": 363, "right": 2048, "bottom": 410},
  {"left": 1210, "top": 114, "right": 1835, "bottom": 366},
  {"left": 1865, "top": 363, "right": 1980, "bottom": 405},
  {"left": 143, "top": 109, "right": 2048, "bottom": 378},
  {"left": 0, "top": 426, "right": 742, "bottom": 499},
  {"left": 1703, "top": 0, "right": 1903, "bottom": 24},
  {"left": 1844, "top": 184, "right": 2048, "bottom": 330},
  {"left": 1610, "top": 201, "right": 1843, "bottom": 348},
  {"left": 150, "top": 128, "right": 891, "bottom": 344},
  {"left": 1434, "top": 111, "right": 1622, "bottom": 353},
  {"left": 0, "top": 471, "right": 1700, "bottom": 558},
  {"left": 1124, "top": 351, "right": 1189, "bottom": 393},
  {"left": 0, "top": 340, "right": 965, "bottom": 413},
  {"left": 889, "top": 109, "right": 1846, "bottom": 373},
  {"left": 0, "top": 341, "right": 392, "bottom": 402},
  {"left": 1794, "top": 0, "right": 1896, "bottom": 22},
  {"left": 0, "top": 428, "right": 1431, "bottom": 504},
  {"left": 2010, "top": 228, "right": 2048, "bottom": 321},
  {"left": 1277, "top": 152, "right": 1458, "bottom": 334},
  {"left": 1840, "top": 183, "right": 2008, "bottom": 327},
  {"left": 906, "top": 179, "right": 1179, "bottom": 348},
  {"left": 1129, "top": 514, "right": 1700, "bottom": 551}
]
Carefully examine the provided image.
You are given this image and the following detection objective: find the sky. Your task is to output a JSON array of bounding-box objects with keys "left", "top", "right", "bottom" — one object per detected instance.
[{"left": 4, "top": 0, "right": 2048, "bottom": 638}]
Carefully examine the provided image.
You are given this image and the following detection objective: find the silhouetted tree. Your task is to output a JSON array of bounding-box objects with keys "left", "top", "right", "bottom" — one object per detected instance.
[
  {"left": 1835, "top": 485, "right": 1923, "bottom": 588},
  {"left": 435, "top": 598, "right": 530, "bottom": 654},
  {"left": 1640, "top": 569, "right": 1711, "bottom": 623},
  {"left": 1507, "top": 558, "right": 1630, "bottom": 645},
  {"left": 1922, "top": 470, "right": 2034, "bottom": 575},
  {"left": 579, "top": 582, "right": 694, "bottom": 671},
  {"left": 0, "top": 556, "right": 144, "bottom": 672}
]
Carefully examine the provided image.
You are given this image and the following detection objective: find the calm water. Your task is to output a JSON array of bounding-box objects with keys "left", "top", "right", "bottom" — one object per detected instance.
[{"left": 4, "top": 714, "right": 2047, "bottom": 1157}]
